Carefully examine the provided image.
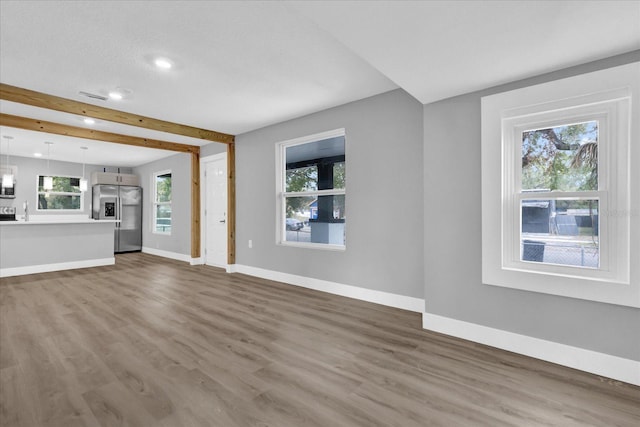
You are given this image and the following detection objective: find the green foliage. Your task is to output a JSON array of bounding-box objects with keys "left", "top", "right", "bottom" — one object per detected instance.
[
  {"left": 37, "top": 176, "right": 81, "bottom": 210},
  {"left": 38, "top": 194, "right": 81, "bottom": 210},
  {"left": 38, "top": 176, "right": 81, "bottom": 193},
  {"left": 156, "top": 175, "right": 171, "bottom": 202},
  {"left": 521, "top": 122, "right": 597, "bottom": 192},
  {"left": 285, "top": 163, "right": 346, "bottom": 218}
]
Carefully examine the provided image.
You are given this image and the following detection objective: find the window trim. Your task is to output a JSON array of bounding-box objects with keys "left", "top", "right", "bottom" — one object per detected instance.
[
  {"left": 275, "top": 128, "right": 346, "bottom": 250},
  {"left": 35, "top": 174, "right": 84, "bottom": 212},
  {"left": 152, "top": 169, "right": 172, "bottom": 235},
  {"left": 481, "top": 62, "right": 638, "bottom": 308}
]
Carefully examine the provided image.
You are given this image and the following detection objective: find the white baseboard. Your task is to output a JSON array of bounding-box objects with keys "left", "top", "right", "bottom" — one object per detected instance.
[
  {"left": 234, "top": 264, "right": 424, "bottom": 312},
  {"left": 0, "top": 257, "right": 115, "bottom": 278},
  {"left": 142, "top": 247, "right": 192, "bottom": 263},
  {"left": 190, "top": 257, "right": 204, "bottom": 266},
  {"left": 422, "top": 312, "right": 639, "bottom": 386},
  {"left": 226, "top": 264, "right": 238, "bottom": 273}
]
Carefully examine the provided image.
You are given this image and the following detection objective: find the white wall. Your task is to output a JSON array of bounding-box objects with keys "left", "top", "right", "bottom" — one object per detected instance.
[
  {"left": 235, "top": 89, "right": 424, "bottom": 299},
  {"left": 201, "top": 142, "right": 227, "bottom": 158},
  {"left": 423, "top": 51, "right": 640, "bottom": 361}
]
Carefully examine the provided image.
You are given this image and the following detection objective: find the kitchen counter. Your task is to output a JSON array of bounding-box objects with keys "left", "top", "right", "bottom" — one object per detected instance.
[
  {"left": 0, "top": 217, "right": 120, "bottom": 225},
  {"left": 0, "top": 217, "right": 117, "bottom": 277}
]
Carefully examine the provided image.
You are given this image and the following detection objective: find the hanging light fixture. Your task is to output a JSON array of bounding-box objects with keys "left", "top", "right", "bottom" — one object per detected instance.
[
  {"left": 79, "top": 146, "right": 88, "bottom": 191},
  {"left": 43, "top": 141, "right": 54, "bottom": 191},
  {"left": 2, "top": 136, "right": 14, "bottom": 188}
]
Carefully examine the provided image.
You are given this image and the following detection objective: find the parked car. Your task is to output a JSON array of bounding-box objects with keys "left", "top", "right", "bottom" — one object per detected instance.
[{"left": 286, "top": 218, "right": 303, "bottom": 231}]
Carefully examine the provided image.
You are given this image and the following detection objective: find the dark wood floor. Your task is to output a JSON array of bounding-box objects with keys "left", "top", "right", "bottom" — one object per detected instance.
[{"left": 0, "top": 252, "right": 638, "bottom": 427}]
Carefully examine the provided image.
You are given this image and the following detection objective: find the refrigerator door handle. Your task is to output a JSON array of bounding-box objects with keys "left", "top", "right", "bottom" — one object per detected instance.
[{"left": 117, "top": 196, "right": 121, "bottom": 226}]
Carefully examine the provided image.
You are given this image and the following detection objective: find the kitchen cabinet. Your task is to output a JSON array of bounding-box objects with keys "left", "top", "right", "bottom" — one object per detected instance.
[{"left": 91, "top": 172, "right": 140, "bottom": 186}]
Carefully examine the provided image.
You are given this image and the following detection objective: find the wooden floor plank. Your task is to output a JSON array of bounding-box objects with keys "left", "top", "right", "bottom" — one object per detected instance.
[{"left": 0, "top": 252, "right": 638, "bottom": 427}]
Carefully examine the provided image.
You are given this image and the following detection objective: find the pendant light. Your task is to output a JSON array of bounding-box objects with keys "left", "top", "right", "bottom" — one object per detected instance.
[
  {"left": 43, "top": 141, "right": 54, "bottom": 191},
  {"left": 2, "top": 135, "right": 14, "bottom": 188},
  {"left": 79, "top": 146, "right": 88, "bottom": 192}
]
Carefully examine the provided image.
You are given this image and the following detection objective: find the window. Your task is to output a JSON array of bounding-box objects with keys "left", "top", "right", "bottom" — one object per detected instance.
[
  {"left": 276, "top": 129, "right": 346, "bottom": 249},
  {"left": 36, "top": 175, "right": 82, "bottom": 211},
  {"left": 153, "top": 171, "right": 171, "bottom": 234},
  {"left": 481, "top": 62, "right": 638, "bottom": 307}
]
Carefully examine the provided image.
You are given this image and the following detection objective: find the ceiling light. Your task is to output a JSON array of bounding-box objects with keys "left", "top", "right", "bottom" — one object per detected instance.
[
  {"left": 2, "top": 136, "right": 14, "bottom": 188},
  {"left": 108, "top": 87, "right": 132, "bottom": 101},
  {"left": 154, "top": 57, "right": 173, "bottom": 69},
  {"left": 79, "top": 146, "right": 88, "bottom": 192},
  {"left": 84, "top": 118, "right": 96, "bottom": 125},
  {"left": 43, "top": 141, "right": 54, "bottom": 191},
  {"left": 34, "top": 153, "right": 42, "bottom": 157}
]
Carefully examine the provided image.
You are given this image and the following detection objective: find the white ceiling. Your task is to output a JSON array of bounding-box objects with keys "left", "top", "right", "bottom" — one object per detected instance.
[{"left": 1, "top": 1, "right": 638, "bottom": 166}]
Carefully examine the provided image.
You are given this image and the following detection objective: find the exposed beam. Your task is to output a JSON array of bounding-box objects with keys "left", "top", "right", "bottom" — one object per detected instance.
[
  {"left": 227, "top": 143, "right": 236, "bottom": 265},
  {"left": 0, "top": 113, "right": 199, "bottom": 153},
  {"left": 191, "top": 152, "right": 201, "bottom": 259},
  {"left": 0, "top": 83, "right": 235, "bottom": 144}
]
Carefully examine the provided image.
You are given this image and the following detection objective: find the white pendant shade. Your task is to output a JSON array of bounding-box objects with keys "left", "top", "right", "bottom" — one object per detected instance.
[
  {"left": 2, "top": 173, "right": 13, "bottom": 188},
  {"left": 43, "top": 176, "right": 53, "bottom": 190}
]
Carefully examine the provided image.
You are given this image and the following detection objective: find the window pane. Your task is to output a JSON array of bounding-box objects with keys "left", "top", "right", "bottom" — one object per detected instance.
[
  {"left": 37, "top": 194, "right": 81, "bottom": 210},
  {"left": 284, "top": 196, "right": 314, "bottom": 243},
  {"left": 156, "top": 174, "right": 172, "bottom": 202},
  {"left": 521, "top": 199, "right": 599, "bottom": 268},
  {"left": 286, "top": 166, "right": 317, "bottom": 192},
  {"left": 155, "top": 204, "right": 171, "bottom": 233},
  {"left": 333, "top": 162, "right": 345, "bottom": 190},
  {"left": 521, "top": 121, "right": 598, "bottom": 192},
  {"left": 38, "top": 176, "right": 81, "bottom": 193}
]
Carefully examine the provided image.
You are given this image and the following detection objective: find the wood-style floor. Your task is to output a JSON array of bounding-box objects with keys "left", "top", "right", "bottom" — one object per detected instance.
[{"left": 0, "top": 253, "right": 638, "bottom": 427}]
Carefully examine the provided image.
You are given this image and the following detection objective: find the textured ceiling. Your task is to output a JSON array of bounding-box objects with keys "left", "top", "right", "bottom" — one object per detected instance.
[{"left": 1, "top": 1, "right": 638, "bottom": 166}]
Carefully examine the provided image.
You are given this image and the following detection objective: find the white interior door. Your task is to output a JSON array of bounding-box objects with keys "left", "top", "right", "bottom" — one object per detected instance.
[{"left": 204, "top": 154, "right": 228, "bottom": 267}]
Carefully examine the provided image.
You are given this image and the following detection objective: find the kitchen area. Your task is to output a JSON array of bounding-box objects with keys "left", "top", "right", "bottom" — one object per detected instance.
[
  {"left": 0, "top": 154, "right": 143, "bottom": 278},
  {"left": 0, "top": 136, "right": 168, "bottom": 277}
]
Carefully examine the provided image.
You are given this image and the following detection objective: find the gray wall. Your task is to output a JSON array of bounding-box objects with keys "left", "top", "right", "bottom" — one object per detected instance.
[
  {"left": 201, "top": 142, "right": 227, "bottom": 158},
  {"left": 423, "top": 51, "right": 640, "bottom": 360},
  {"left": 0, "top": 155, "right": 130, "bottom": 217},
  {"left": 134, "top": 152, "right": 192, "bottom": 256},
  {"left": 236, "top": 89, "right": 424, "bottom": 298}
]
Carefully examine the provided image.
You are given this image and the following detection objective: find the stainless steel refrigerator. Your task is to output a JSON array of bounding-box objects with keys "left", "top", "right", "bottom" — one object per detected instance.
[{"left": 92, "top": 185, "right": 142, "bottom": 253}]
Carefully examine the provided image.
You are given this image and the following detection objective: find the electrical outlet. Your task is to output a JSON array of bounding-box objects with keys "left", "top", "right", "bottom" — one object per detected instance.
[{"left": 248, "top": 239, "right": 253, "bottom": 248}]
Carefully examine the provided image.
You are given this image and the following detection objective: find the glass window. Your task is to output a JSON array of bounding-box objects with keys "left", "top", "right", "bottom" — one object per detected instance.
[
  {"left": 153, "top": 171, "right": 171, "bottom": 234},
  {"left": 481, "top": 62, "right": 636, "bottom": 307},
  {"left": 519, "top": 121, "right": 600, "bottom": 267},
  {"left": 277, "top": 129, "right": 346, "bottom": 249},
  {"left": 36, "top": 175, "right": 82, "bottom": 211}
]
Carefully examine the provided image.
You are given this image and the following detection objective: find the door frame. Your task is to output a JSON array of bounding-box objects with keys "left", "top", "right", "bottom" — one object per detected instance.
[{"left": 200, "top": 152, "right": 230, "bottom": 269}]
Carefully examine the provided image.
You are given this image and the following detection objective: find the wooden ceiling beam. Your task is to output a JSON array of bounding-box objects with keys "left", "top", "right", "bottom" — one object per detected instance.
[
  {"left": 0, "top": 113, "right": 200, "bottom": 154},
  {"left": 0, "top": 83, "right": 235, "bottom": 144}
]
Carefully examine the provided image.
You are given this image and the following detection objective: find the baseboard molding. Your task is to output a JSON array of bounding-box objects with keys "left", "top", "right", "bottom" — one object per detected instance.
[
  {"left": 142, "top": 247, "right": 192, "bottom": 263},
  {"left": 234, "top": 264, "right": 424, "bottom": 312},
  {"left": 422, "top": 312, "right": 640, "bottom": 386},
  {"left": 0, "top": 257, "right": 115, "bottom": 278}
]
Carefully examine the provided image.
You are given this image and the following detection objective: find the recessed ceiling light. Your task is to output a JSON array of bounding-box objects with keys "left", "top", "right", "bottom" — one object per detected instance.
[
  {"left": 84, "top": 118, "right": 96, "bottom": 125},
  {"left": 34, "top": 152, "right": 42, "bottom": 157},
  {"left": 154, "top": 57, "right": 173, "bottom": 69},
  {"left": 108, "top": 87, "right": 132, "bottom": 101},
  {"left": 108, "top": 91, "right": 123, "bottom": 100}
]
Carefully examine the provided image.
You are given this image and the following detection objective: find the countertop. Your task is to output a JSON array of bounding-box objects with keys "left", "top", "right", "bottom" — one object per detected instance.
[{"left": 0, "top": 217, "right": 120, "bottom": 225}]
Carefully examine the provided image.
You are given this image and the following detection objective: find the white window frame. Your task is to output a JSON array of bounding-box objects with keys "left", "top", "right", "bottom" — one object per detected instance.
[
  {"left": 275, "top": 128, "right": 346, "bottom": 251},
  {"left": 481, "top": 62, "right": 639, "bottom": 308},
  {"left": 152, "top": 170, "right": 172, "bottom": 235},
  {"left": 36, "top": 174, "right": 84, "bottom": 212}
]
